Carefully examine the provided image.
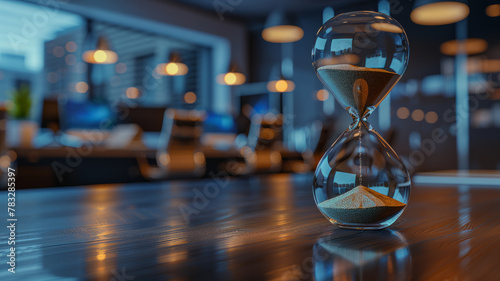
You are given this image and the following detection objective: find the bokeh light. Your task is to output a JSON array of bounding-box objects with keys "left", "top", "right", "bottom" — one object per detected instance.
[
  {"left": 53, "top": 46, "right": 65, "bottom": 57},
  {"left": 411, "top": 109, "right": 425, "bottom": 121},
  {"left": 425, "top": 111, "right": 438, "bottom": 124},
  {"left": 115, "top": 63, "right": 127, "bottom": 74},
  {"left": 486, "top": 4, "right": 500, "bottom": 17},
  {"left": 93, "top": 50, "right": 107, "bottom": 63},
  {"left": 75, "top": 81, "right": 89, "bottom": 93},
  {"left": 184, "top": 92, "right": 197, "bottom": 104},
  {"left": 125, "top": 87, "right": 141, "bottom": 99},
  {"left": 267, "top": 79, "right": 295, "bottom": 93},
  {"left": 65, "top": 54, "right": 76, "bottom": 65},
  {"left": 316, "top": 89, "right": 329, "bottom": 101},
  {"left": 396, "top": 107, "right": 410, "bottom": 119},
  {"left": 65, "top": 41, "right": 77, "bottom": 52}
]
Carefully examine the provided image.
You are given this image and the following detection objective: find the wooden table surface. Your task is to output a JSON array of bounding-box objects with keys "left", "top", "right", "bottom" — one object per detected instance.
[{"left": 1, "top": 174, "right": 500, "bottom": 281}]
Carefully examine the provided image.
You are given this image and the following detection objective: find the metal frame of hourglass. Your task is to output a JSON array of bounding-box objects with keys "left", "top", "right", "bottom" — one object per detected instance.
[{"left": 312, "top": 11, "right": 410, "bottom": 230}]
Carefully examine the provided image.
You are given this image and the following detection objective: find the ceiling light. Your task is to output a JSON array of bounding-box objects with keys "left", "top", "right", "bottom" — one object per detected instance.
[
  {"left": 486, "top": 4, "right": 500, "bottom": 17},
  {"left": 267, "top": 77, "right": 295, "bottom": 93},
  {"left": 411, "top": 1, "right": 469, "bottom": 25},
  {"left": 262, "top": 10, "right": 303, "bottom": 43},
  {"left": 440, "top": 38, "right": 488, "bottom": 56},
  {"left": 216, "top": 62, "right": 246, "bottom": 85},
  {"left": 156, "top": 53, "right": 188, "bottom": 76},
  {"left": 82, "top": 32, "right": 118, "bottom": 64}
]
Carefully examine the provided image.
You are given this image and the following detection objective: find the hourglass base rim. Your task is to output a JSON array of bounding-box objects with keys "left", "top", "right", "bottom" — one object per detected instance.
[{"left": 334, "top": 221, "right": 393, "bottom": 230}]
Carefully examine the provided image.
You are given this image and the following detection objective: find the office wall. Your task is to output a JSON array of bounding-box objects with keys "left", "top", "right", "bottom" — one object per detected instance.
[{"left": 27, "top": 0, "right": 248, "bottom": 114}]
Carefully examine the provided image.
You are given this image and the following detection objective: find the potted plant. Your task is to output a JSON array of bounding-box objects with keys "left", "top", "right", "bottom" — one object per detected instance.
[
  {"left": 9, "top": 83, "right": 31, "bottom": 119},
  {"left": 7, "top": 83, "right": 37, "bottom": 147}
]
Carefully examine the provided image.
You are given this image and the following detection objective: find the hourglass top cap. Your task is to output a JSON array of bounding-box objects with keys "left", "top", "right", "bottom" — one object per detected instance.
[{"left": 312, "top": 11, "right": 409, "bottom": 76}]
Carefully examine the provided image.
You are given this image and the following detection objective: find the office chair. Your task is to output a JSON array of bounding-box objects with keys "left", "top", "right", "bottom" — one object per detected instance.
[
  {"left": 137, "top": 109, "right": 206, "bottom": 179},
  {"left": 241, "top": 113, "right": 283, "bottom": 173}
]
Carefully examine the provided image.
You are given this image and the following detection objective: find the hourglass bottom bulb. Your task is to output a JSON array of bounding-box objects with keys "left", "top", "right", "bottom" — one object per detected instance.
[
  {"left": 317, "top": 185, "right": 406, "bottom": 225},
  {"left": 313, "top": 121, "right": 411, "bottom": 229}
]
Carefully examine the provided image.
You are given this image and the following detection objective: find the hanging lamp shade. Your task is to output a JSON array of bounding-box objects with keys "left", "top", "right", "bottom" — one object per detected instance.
[
  {"left": 486, "top": 4, "right": 500, "bottom": 17},
  {"left": 410, "top": 0, "right": 469, "bottom": 25},
  {"left": 82, "top": 24, "right": 118, "bottom": 64},
  {"left": 262, "top": 10, "right": 303, "bottom": 43},
  {"left": 440, "top": 38, "right": 488, "bottom": 56},
  {"left": 267, "top": 75, "right": 295, "bottom": 93},
  {"left": 156, "top": 53, "right": 189, "bottom": 76},
  {"left": 216, "top": 62, "right": 246, "bottom": 85}
]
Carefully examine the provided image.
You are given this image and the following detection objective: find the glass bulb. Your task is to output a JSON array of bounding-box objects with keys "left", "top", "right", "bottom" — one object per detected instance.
[{"left": 312, "top": 11, "right": 410, "bottom": 229}]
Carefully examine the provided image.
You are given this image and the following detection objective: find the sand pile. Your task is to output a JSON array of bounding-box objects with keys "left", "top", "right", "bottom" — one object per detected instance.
[{"left": 318, "top": 185, "right": 405, "bottom": 224}]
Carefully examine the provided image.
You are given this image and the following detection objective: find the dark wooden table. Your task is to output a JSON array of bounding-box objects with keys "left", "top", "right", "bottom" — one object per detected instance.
[{"left": 1, "top": 174, "right": 500, "bottom": 280}]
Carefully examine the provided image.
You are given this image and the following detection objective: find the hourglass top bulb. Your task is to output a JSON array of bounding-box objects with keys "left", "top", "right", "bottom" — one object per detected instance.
[{"left": 312, "top": 11, "right": 409, "bottom": 118}]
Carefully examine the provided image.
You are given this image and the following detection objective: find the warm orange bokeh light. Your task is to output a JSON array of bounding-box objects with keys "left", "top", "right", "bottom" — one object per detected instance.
[
  {"left": 93, "top": 50, "right": 107, "bottom": 63},
  {"left": 396, "top": 107, "right": 410, "bottom": 119},
  {"left": 486, "top": 4, "right": 500, "bottom": 17},
  {"left": 411, "top": 109, "right": 425, "bottom": 122},
  {"left": 82, "top": 50, "right": 118, "bottom": 64},
  {"left": 425, "top": 111, "right": 438, "bottom": 124},
  {"left": 216, "top": 72, "right": 246, "bottom": 85},
  {"left": 262, "top": 25, "right": 304, "bottom": 43},
  {"left": 275, "top": 80, "right": 288, "bottom": 92},
  {"left": 224, "top": 73, "right": 237, "bottom": 85},
  {"left": 125, "top": 87, "right": 140, "bottom": 99},
  {"left": 166, "top": 63, "right": 179, "bottom": 75},
  {"left": 184, "top": 92, "right": 197, "bottom": 104},
  {"left": 267, "top": 79, "right": 295, "bottom": 93},
  {"left": 156, "top": 62, "right": 188, "bottom": 76},
  {"left": 411, "top": 2, "right": 469, "bottom": 25},
  {"left": 440, "top": 38, "right": 488, "bottom": 56},
  {"left": 316, "top": 89, "right": 329, "bottom": 101}
]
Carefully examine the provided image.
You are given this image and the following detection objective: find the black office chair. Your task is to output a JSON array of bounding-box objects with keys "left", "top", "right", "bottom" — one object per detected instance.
[
  {"left": 137, "top": 109, "right": 206, "bottom": 179},
  {"left": 240, "top": 113, "right": 283, "bottom": 173}
]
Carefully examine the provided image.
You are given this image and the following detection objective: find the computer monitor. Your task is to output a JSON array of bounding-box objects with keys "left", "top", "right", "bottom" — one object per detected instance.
[
  {"left": 240, "top": 94, "right": 269, "bottom": 116},
  {"left": 203, "top": 113, "right": 237, "bottom": 134},
  {"left": 117, "top": 106, "right": 167, "bottom": 132},
  {"left": 60, "top": 99, "right": 115, "bottom": 130}
]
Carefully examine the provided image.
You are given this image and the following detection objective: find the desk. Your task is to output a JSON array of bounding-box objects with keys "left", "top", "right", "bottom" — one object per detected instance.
[
  {"left": 12, "top": 146, "right": 244, "bottom": 188},
  {"left": 13, "top": 145, "right": 306, "bottom": 188},
  {"left": 1, "top": 174, "right": 500, "bottom": 280},
  {"left": 13, "top": 146, "right": 155, "bottom": 188}
]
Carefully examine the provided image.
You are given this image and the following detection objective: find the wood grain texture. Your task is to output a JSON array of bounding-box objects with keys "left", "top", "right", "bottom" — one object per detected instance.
[{"left": 1, "top": 174, "right": 500, "bottom": 280}]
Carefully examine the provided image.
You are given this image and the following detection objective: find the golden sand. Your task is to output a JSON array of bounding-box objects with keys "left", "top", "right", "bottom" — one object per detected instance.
[
  {"left": 317, "top": 64, "right": 399, "bottom": 115},
  {"left": 318, "top": 185, "right": 405, "bottom": 224}
]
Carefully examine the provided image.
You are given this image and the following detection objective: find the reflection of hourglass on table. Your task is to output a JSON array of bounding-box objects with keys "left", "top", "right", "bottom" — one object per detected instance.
[
  {"left": 313, "top": 230, "right": 412, "bottom": 281},
  {"left": 312, "top": 11, "right": 411, "bottom": 229}
]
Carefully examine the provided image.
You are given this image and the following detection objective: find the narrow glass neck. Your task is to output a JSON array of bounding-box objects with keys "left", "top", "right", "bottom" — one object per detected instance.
[{"left": 347, "top": 106, "right": 375, "bottom": 131}]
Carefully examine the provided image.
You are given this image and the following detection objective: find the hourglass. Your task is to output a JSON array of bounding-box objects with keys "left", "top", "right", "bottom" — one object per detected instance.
[{"left": 312, "top": 11, "right": 410, "bottom": 230}]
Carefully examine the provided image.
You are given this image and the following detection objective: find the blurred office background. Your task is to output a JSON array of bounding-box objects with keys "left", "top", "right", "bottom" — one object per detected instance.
[{"left": 0, "top": 0, "right": 499, "bottom": 188}]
